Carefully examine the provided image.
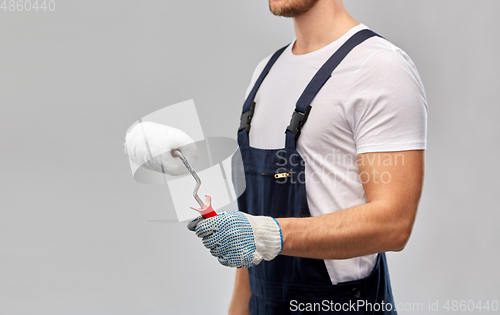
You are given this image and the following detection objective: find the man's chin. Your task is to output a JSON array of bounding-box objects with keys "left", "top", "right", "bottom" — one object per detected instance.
[{"left": 269, "top": 0, "right": 319, "bottom": 18}]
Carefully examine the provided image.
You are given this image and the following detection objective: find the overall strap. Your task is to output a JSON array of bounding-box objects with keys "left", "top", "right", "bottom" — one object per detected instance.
[
  {"left": 238, "top": 44, "right": 289, "bottom": 147},
  {"left": 285, "top": 29, "right": 380, "bottom": 150}
]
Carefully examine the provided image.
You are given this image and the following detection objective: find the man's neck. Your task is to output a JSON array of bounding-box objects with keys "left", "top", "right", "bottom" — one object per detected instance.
[{"left": 291, "top": 0, "right": 359, "bottom": 55}]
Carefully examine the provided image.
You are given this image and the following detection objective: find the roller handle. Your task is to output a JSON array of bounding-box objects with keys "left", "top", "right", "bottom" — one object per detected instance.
[
  {"left": 192, "top": 195, "right": 242, "bottom": 269},
  {"left": 190, "top": 195, "right": 217, "bottom": 219},
  {"left": 202, "top": 209, "right": 217, "bottom": 219}
]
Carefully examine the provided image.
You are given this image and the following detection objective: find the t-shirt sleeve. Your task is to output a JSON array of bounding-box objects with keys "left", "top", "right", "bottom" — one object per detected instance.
[{"left": 344, "top": 49, "right": 428, "bottom": 154}]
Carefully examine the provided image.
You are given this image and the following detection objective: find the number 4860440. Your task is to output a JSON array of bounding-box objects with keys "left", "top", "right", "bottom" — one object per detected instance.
[
  {"left": 443, "top": 300, "right": 499, "bottom": 312},
  {"left": 1, "top": 0, "right": 56, "bottom": 12}
]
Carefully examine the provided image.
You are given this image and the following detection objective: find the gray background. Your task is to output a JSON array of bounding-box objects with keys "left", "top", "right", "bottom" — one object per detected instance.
[{"left": 1, "top": 0, "right": 499, "bottom": 314}]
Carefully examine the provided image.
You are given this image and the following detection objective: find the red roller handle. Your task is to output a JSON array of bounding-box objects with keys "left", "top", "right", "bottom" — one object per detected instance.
[
  {"left": 190, "top": 195, "right": 217, "bottom": 219},
  {"left": 191, "top": 195, "right": 243, "bottom": 269},
  {"left": 202, "top": 209, "right": 217, "bottom": 219}
]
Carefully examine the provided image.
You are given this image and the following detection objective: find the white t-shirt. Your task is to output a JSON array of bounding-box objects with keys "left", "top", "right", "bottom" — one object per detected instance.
[{"left": 244, "top": 24, "right": 427, "bottom": 284}]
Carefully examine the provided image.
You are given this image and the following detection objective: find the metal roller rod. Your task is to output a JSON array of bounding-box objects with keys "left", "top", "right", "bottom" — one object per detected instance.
[{"left": 171, "top": 149, "right": 206, "bottom": 209}]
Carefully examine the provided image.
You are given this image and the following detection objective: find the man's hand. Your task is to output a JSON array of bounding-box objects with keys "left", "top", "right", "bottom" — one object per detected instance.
[{"left": 187, "top": 211, "right": 282, "bottom": 268}]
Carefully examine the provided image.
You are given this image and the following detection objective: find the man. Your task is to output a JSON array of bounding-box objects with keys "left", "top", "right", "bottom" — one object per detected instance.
[{"left": 188, "top": 0, "right": 427, "bottom": 314}]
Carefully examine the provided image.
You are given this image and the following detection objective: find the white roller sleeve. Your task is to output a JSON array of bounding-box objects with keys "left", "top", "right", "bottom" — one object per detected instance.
[{"left": 124, "top": 121, "right": 198, "bottom": 176}]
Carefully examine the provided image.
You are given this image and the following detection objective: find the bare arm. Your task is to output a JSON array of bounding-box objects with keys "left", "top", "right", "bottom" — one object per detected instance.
[
  {"left": 228, "top": 268, "right": 251, "bottom": 315},
  {"left": 278, "top": 150, "right": 424, "bottom": 259}
]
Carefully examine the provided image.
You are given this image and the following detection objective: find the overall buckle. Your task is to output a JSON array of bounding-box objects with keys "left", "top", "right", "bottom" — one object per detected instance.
[
  {"left": 286, "top": 105, "right": 312, "bottom": 140},
  {"left": 238, "top": 101, "right": 256, "bottom": 133}
]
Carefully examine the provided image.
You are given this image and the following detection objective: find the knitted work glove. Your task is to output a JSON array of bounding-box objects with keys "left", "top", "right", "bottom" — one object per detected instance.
[{"left": 187, "top": 211, "right": 282, "bottom": 268}]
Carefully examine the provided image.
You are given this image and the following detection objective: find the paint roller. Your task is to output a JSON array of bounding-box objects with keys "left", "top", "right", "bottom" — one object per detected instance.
[{"left": 124, "top": 121, "right": 217, "bottom": 219}]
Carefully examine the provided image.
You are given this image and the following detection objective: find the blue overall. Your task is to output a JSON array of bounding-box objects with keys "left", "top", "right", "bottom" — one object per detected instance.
[{"left": 236, "top": 30, "right": 397, "bottom": 314}]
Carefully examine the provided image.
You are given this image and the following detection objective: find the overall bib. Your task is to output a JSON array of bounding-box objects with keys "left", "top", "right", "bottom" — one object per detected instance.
[{"left": 236, "top": 30, "right": 397, "bottom": 314}]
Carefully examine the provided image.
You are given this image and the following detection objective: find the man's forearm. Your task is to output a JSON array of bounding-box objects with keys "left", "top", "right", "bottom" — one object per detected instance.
[
  {"left": 228, "top": 268, "right": 251, "bottom": 315},
  {"left": 277, "top": 199, "right": 416, "bottom": 260},
  {"left": 277, "top": 150, "right": 424, "bottom": 260}
]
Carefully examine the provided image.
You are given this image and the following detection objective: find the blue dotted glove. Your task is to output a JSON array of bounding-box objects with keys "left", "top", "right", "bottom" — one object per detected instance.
[{"left": 187, "top": 211, "right": 283, "bottom": 268}]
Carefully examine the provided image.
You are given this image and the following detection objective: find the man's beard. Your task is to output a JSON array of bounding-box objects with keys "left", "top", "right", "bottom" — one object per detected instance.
[{"left": 269, "top": 0, "right": 320, "bottom": 18}]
